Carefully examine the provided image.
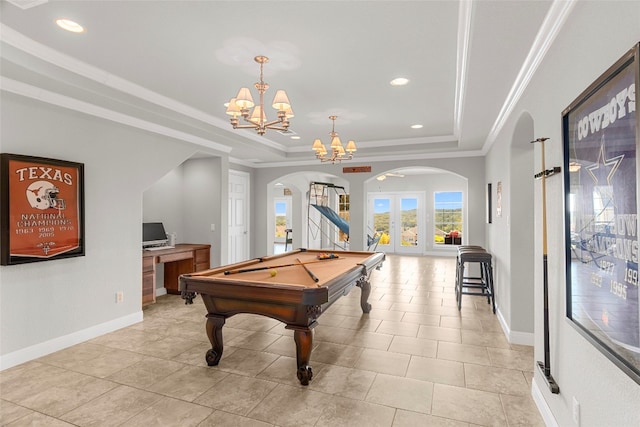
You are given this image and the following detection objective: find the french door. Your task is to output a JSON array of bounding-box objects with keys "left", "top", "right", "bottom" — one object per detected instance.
[{"left": 368, "top": 193, "right": 423, "bottom": 254}]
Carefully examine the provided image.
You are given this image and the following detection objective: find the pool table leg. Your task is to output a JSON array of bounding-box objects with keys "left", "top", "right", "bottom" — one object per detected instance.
[
  {"left": 205, "top": 314, "right": 225, "bottom": 366},
  {"left": 357, "top": 277, "right": 372, "bottom": 313},
  {"left": 291, "top": 326, "right": 314, "bottom": 386}
]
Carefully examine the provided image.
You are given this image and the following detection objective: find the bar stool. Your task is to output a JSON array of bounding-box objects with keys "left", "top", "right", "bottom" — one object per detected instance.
[{"left": 455, "top": 246, "right": 495, "bottom": 313}]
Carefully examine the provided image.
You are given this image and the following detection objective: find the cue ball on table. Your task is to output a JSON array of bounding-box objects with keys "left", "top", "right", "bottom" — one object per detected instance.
[{"left": 270, "top": 269, "right": 277, "bottom": 277}]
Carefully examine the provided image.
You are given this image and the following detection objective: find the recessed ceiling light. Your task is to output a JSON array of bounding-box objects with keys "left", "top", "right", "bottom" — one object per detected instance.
[
  {"left": 290, "top": 136, "right": 300, "bottom": 140},
  {"left": 411, "top": 124, "right": 423, "bottom": 129},
  {"left": 390, "top": 77, "right": 409, "bottom": 86},
  {"left": 56, "top": 18, "right": 84, "bottom": 33}
]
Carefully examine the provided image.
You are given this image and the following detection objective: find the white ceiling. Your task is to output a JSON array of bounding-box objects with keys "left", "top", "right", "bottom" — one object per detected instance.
[{"left": 1, "top": 0, "right": 564, "bottom": 167}]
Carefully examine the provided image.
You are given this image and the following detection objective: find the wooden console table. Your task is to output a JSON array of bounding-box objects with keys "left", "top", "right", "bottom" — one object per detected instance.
[{"left": 142, "top": 243, "right": 210, "bottom": 305}]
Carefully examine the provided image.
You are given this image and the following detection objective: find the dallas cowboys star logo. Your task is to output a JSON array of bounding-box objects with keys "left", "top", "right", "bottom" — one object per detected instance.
[{"left": 585, "top": 135, "right": 624, "bottom": 185}]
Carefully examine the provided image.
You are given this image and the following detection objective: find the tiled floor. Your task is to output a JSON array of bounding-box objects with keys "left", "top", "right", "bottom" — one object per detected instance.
[{"left": 0, "top": 254, "right": 545, "bottom": 426}]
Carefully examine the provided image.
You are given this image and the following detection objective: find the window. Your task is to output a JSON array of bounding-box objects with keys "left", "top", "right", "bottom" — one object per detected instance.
[
  {"left": 338, "top": 194, "right": 350, "bottom": 242},
  {"left": 434, "top": 191, "right": 463, "bottom": 245}
]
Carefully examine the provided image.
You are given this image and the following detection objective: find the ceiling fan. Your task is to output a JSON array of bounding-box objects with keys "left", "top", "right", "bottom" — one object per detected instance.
[{"left": 376, "top": 172, "right": 405, "bottom": 181}]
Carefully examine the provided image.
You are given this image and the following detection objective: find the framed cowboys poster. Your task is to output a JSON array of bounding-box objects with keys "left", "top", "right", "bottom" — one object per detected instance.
[
  {"left": 563, "top": 42, "right": 640, "bottom": 384},
  {"left": 1, "top": 154, "right": 85, "bottom": 265}
]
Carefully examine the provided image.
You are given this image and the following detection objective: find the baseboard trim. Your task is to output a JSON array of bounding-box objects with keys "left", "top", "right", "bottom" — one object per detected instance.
[
  {"left": 0, "top": 311, "right": 143, "bottom": 371},
  {"left": 532, "top": 377, "right": 559, "bottom": 426},
  {"left": 496, "top": 307, "right": 535, "bottom": 345},
  {"left": 156, "top": 287, "right": 167, "bottom": 297}
]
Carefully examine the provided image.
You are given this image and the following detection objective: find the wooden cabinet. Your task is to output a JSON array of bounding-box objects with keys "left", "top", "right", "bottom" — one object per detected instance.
[
  {"left": 142, "top": 256, "right": 156, "bottom": 305},
  {"left": 142, "top": 244, "right": 211, "bottom": 305}
]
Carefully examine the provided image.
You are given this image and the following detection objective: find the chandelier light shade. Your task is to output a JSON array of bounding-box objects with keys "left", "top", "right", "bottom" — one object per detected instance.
[
  {"left": 312, "top": 116, "right": 357, "bottom": 163},
  {"left": 226, "top": 56, "right": 293, "bottom": 135}
]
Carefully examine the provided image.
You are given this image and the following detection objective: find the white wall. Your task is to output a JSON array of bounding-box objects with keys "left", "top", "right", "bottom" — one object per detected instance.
[
  {"left": 486, "top": 2, "right": 640, "bottom": 425},
  {"left": 143, "top": 168, "right": 184, "bottom": 240},
  {"left": 366, "top": 171, "right": 468, "bottom": 254},
  {"left": 143, "top": 157, "right": 229, "bottom": 267},
  {"left": 253, "top": 157, "right": 485, "bottom": 257},
  {"left": 0, "top": 93, "right": 202, "bottom": 368}
]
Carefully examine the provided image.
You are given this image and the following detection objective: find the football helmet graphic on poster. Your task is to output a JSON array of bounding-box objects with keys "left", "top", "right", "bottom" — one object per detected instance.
[{"left": 25, "top": 180, "right": 66, "bottom": 210}]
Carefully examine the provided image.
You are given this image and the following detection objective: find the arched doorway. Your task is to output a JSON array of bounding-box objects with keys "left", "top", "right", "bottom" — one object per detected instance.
[{"left": 365, "top": 167, "right": 468, "bottom": 255}]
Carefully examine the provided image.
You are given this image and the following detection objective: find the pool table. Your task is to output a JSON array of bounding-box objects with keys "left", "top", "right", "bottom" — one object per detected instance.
[{"left": 179, "top": 248, "right": 385, "bottom": 385}]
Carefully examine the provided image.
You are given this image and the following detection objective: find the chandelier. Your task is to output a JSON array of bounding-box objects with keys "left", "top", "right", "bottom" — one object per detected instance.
[
  {"left": 225, "top": 56, "right": 293, "bottom": 135},
  {"left": 311, "top": 116, "right": 357, "bottom": 163}
]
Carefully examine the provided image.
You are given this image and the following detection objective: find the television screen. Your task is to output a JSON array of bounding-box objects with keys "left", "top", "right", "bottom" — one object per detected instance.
[{"left": 142, "top": 222, "right": 168, "bottom": 247}]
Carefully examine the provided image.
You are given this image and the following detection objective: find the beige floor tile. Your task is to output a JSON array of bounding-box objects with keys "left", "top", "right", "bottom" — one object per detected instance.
[
  {"left": 464, "top": 363, "right": 530, "bottom": 396},
  {"left": 311, "top": 341, "right": 364, "bottom": 367},
  {"left": 461, "top": 330, "right": 510, "bottom": 349},
  {"left": 343, "top": 330, "right": 394, "bottom": 351},
  {"left": 88, "top": 327, "right": 161, "bottom": 353},
  {"left": 389, "top": 302, "right": 426, "bottom": 313},
  {"left": 135, "top": 336, "right": 202, "bottom": 359},
  {"left": 198, "top": 410, "right": 275, "bottom": 426},
  {"left": 406, "top": 355, "right": 465, "bottom": 387},
  {"left": 1, "top": 399, "right": 35, "bottom": 425},
  {"left": 364, "top": 309, "right": 406, "bottom": 322},
  {"left": 0, "top": 255, "right": 546, "bottom": 427},
  {"left": 315, "top": 312, "right": 348, "bottom": 326},
  {"left": 356, "top": 348, "right": 410, "bottom": 376},
  {"left": 313, "top": 324, "right": 354, "bottom": 344},
  {"left": 432, "top": 383, "right": 507, "bottom": 426},
  {"left": 417, "top": 325, "right": 462, "bottom": 343},
  {"left": 315, "top": 395, "right": 396, "bottom": 427},
  {"left": 120, "top": 396, "right": 212, "bottom": 426},
  {"left": 392, "top": 409, "right": 470, "bottom": 426},
  {"left": 401, "top": 312, "right": 441, "bottom": 326},
  {"left": 194, "top": 373, "right": 278, "bottom": 415},
  {"left": 366, "top": 373, "right": 433, "bottom": 414},
  {"left": 380, "top": 294, "right": 413, "bottom": 303},
  {"left": 263, "top": 335, "right": 298, "bottom": 357},
  {"left": 226, "top": 330, "right": 281, "bottom": 351},
  {"left": 376, "top": 320, "right": 420, "bottom": 337},
  {"left": 480, "top": 318, "right": 505, "bottom": 333},
  {"left": 1, "top": 363, "right": 77, "bottom": 403},
  {"left": 171, "top": 341, "right": 237, "bottom": 367},
  {"left": 60, "top": 384, "right": 163, "bottom": 427},
  {"left": 38, "top": 342, "right": 144, "bottom": 378},
  {"left": 425, "top": 300, "right": 461, "bottom": 313},
  {"left": 106, "top": 356, "right": 184, "bottom": 388},
  {"left": 17, "top": 373, "right": 117, "bottom": 417},
  {"left": 437, "top": 341, "right": 491, "bottom": 365},
  {"left": 5, "top": 411, "right": 77, "bottom": 426},
  {"left": 488, "top": 347, "right": 535, "bottom": 372},
  {"left": 388, "top": 335, "right": 438, "bottom": 357},
  {"left": 248, "top": 383, "right": 334, "bottom": 426},
  {"left": 148, "top": 364, "right": 229, "bottom": 401},
  {"left": 308, "top": 364, "right": 376, "bottom": 400},
  {"left": 257, "top": 355, "right": 326, "bottom": 387},
  {"left": 500, "top": 394, "right": 546, "bottom": 426},
  {"left": 339, "top": 315, "right": 382, "bottom": 331},
  {"left": 440, "top": 316, "right": 483, "bottom": 331},
  {"left": 214, "top": 347, "right": 280, "bottom": 377}
]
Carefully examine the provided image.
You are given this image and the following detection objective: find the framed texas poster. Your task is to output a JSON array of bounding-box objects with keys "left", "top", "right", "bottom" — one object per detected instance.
[
  {"left": 1, "top": 154, "right": 85, "bottom": 265},
  {"left": 563, "top": 42, "right": 640, "bottom": 384}
]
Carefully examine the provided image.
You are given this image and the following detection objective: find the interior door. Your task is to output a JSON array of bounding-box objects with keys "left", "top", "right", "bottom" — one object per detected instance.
[
  {"left": 229, "top": 170, "right": 249, "bottom": 263},
  {"left": 369, "top": 193, "right": 423, "bottom": 254}
]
